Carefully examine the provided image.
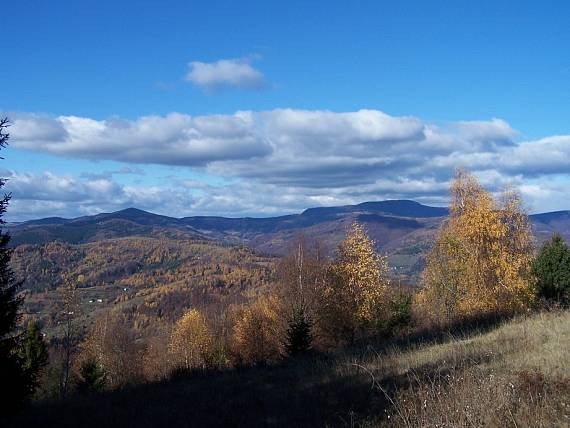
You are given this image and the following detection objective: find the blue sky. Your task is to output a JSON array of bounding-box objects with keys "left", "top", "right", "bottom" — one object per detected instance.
[{"left": 1, "top": 0, "right": 570, "bottom": 220}]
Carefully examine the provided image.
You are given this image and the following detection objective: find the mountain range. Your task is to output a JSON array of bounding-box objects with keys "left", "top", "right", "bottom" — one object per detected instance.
[{"left": 7, "top": 200, "right": 570, "bottom": 281}]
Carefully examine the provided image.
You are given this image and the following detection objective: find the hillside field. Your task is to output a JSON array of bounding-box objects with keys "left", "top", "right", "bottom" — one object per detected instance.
[{"left": 10, "top": 310, "right": 570, "bottom": 427}]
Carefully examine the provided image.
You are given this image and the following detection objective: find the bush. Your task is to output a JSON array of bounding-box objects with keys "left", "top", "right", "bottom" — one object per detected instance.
[{"left": 387, "top": 290, "right": 413, "bottom": 333}]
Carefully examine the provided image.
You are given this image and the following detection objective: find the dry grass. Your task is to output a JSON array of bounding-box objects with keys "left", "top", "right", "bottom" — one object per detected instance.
[{"left": 348, "top": 310, "right": 570, "bottom": 427}]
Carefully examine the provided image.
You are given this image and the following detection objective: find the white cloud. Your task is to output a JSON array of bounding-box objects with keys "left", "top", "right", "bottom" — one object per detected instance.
[
  {"left": 501, "top": 135, "right": 570, "bottom": 176},
  {"left": 4, "top": 108, "right": 570, "bottom": 218},
  {"left": 186, "top": 57, "right": 265, "bottom": 90},
  {"left": 3, "top": 170, "right": 196, "bottom": 220},
  {"left": 10, "top": 112, "right": 271, "bottom": 166}
]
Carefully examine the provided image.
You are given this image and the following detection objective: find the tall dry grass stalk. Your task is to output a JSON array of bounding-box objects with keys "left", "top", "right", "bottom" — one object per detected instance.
[{"left": 345, "top": 310, "right": 570, "bottom": 427}]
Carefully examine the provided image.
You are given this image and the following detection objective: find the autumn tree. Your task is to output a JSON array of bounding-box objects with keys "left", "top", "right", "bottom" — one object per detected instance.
[
  {"left": 419, "top": 170, "right": 535, "bottom": 321},
  {"left": 533, "top": 234, "right": 570, "bottom": 305},
  {"left": 142, "top": 332, "right": 172, "bottom": 381},
  {"left": 80, "top": 312, "right": 143, "bottom": 389},
  {"left": 321, "top": 223, "right": 390, "bottom": 344},
  {"left": 57, "top": 277, "right": 80, "bottom": 397},
  {"left": 277, "top": 235, "right": 326, "bottom": 354},
  {"left": 169, "top": 308, "right": 213, "bottom": 371},
  {"left": 205, "top": 305, "right": 233, "bottom": 369},
  {"left": 232, "top": 295, "right": 283, "bottom": 364},
  {"left": 420, "top": 230, "right": 467, "bottom": 322}
]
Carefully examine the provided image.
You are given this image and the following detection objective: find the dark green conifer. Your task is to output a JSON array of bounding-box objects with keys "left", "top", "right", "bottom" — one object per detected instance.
[
  {"left": 285, "top": 308, "right": 313, "bottom": 356},
  {"left": 18, "top": 321, "right": 49, "bottom": 392},
  {"left": 533, "top": 234, "right": 570, "bottom": 305},
  {"left": 77, "top": 357, "right": 107, "bottom": 393},
  {"left": 0, "top": 118, "right": 28, "bottom": 420}
]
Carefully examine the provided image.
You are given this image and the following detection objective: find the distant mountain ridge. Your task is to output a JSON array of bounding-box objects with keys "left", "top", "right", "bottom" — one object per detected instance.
[
  {"left": 13, "top": 200, "right": 449, "bottom": 227},
  {"left": 7, "top": 200, "right": 570, "bottom": 282}
]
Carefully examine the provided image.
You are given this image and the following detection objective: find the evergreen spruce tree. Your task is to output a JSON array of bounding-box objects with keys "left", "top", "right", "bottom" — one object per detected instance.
[
  {"left": 0, "top": 118, "right": 28, "bottom": 419},
  {"left": 17, "top": 321, "right": 49, "bottom": 392},
  {"left": 533, "top": 234, "right": 570, "bottom": 305},
  {"left": 285, "top": 308, "right": 313, "bottom": 356},
  {"left": 77, "top": 356, "right": 107, "bottom": 393}
]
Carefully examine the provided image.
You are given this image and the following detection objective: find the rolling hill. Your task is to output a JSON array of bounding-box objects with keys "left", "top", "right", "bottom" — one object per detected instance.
[
  {"left": 7, "top": 200, "right": 570, "bottom": 281},
  {"left": 12, "top": 236, "right": 275, "bottom": 342}
]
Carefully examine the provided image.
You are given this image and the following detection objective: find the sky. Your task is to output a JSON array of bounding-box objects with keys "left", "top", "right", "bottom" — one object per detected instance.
[{"left": 1, "top": 0, "right": 569, "bottom": 221}]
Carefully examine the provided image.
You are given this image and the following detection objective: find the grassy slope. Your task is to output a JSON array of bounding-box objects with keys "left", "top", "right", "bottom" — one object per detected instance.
[
  {"left": 367, "top": 310, "right": 570, "bottom": 427},
  {"left": 12, "top": 311, "right": 570, "bottom": 428}
]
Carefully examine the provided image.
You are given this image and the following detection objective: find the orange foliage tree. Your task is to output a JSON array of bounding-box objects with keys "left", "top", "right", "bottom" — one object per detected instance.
[
  {"left": 231, "top": 295, "right": 283, "bottom": 364},
  {"left": 419, "top": 170, "right": 535, "bottom": 321},
  {"left": 321, "top": 223, "right": 390, "bottom": 344},
  {"left": 169, "top": 308, "right": 213, "bottom": 371}
]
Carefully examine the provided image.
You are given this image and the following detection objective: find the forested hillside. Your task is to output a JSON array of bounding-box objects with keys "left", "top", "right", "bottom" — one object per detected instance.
[
  {"left": 9, "top": 201, "right": 570, "bottom": 284},
  {"left": 12, "top": 237, "right": 274, "bottom": 340}
]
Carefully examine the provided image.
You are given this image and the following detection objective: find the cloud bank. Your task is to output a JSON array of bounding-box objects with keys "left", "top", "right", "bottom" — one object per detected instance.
[{"left": 5, "top": 108, "right": 570, "bottom": 220}]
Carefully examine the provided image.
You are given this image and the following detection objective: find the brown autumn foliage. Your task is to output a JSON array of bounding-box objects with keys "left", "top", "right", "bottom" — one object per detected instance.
[
  {"left": 13, "top": 237, "right": 274, "bottom": 344},
  {"left": 78, "top": 311, "right": 144, "bottom": 389},
  {"left": 141, "top": 331, "right": 171, "bottom": 381},
  {"left": 231, "top": 294, "right": 284, "bottom": 364}
]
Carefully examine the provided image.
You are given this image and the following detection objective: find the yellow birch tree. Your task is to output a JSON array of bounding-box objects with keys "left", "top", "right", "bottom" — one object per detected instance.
[
  {"left": 322, "top": 222, "right": 390, "bottom": 343},
  {"left": 419, "top": 170, "right": 535, "bottom": 320},
  {"left": 169, "top": 308, "right": 213, "bottom": 371},
  {"left": 232, "top": 295, "right": 283, "bottom": 364}
]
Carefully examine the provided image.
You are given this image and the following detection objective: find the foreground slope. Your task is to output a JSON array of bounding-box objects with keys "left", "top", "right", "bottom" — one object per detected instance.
[{"left": 12, "top": 310, "right": 570, "bottom": 427}]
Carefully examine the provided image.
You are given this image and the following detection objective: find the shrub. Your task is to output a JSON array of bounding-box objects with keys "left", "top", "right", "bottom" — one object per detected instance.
[{"left": 387, "top": 290, "right": 413, "bottom": 333}]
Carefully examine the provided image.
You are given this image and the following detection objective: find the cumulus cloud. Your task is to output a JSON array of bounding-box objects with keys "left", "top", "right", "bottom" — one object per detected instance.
[
  {"left": 186, "top": 57, "right": 265, "bottom": 90},
  {"left": 4, "top": 108, "right": 570, "bottom": 218},
  {"left": 2, "top": 170, "right": 328, "bottom": 221},
  {"left": 501, "top": 136, "right": 570, "bottom": 176},
  {"left": 3, "top": 170, "right": 196, "bottom": 221},
  {"left": 10, "top": 112, "right": 271, "bottom": 166}
]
